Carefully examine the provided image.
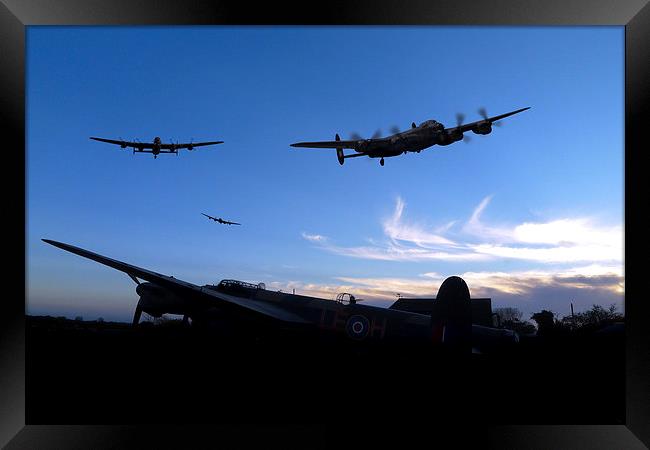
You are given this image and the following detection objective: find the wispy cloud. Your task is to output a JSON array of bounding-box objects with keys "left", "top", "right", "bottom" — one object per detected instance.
[
  {"left": 382, "top": 197, "right": 456, "bottom": 247},
  {"left": 302, "top": 195, "right": 623, "bottom": 264},
  {"left": 462, "top": 195, "right": 513, "bottom": 242}
]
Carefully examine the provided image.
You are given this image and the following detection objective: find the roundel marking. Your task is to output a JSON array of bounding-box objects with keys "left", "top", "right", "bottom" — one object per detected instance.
[{"left": 346, "top": 315, "right": 370, "bottom": 340}]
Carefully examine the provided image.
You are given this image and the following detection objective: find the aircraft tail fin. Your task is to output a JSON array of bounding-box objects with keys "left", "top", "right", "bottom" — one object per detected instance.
[{"left": 431, "top": 276, "right": 471, "bottom": 347}]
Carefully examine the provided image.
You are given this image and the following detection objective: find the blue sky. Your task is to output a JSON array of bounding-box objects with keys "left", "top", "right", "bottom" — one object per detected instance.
[{"left": 27, "top": 26, "right": 624, "bottom": 322}]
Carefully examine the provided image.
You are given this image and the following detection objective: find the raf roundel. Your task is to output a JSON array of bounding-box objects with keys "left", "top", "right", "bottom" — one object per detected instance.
[{"left": 346, "top": 315, "right": 370, "bottom": 340}]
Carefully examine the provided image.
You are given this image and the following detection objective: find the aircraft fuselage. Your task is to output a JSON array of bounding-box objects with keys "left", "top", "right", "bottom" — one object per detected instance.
[
  {"left": 152, "top": 136, "right": 161, "bottom": 156},
  {"left": 355, "top": 120, "right": 467, "bottom": 159},
  {"left": 135, "top": 280, "right": 433, "bottom": 343},
  {"left": 133, "top": 278, "right": 517, "bottom": 352}
]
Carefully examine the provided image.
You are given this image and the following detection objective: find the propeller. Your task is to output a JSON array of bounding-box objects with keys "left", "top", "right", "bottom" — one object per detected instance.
[
  {"left": 455, "top": 113, "right": 471, "bottom": 142},
  {"left": 478, "top": 107, "right": 502, "bottom": 126},
  {"left": 349, "top": 128, "right": 384, "bottom": 140},
  {"left": 389, "top": 125, "right": 401, "bottom": 134}
]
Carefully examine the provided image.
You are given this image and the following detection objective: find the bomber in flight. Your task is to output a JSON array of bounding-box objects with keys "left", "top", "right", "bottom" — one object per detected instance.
[
  {"left": 42, "top": 239, "right": 518, "bottom": 354},
  {"left": 90, "top": 136, "right": 224, "bottom": 159},
  {"left": 291, "top": 107, "right": 530, "bottom": 166},
  {"left": 201, "top": 213, "right": 241, "bottom": 226}
]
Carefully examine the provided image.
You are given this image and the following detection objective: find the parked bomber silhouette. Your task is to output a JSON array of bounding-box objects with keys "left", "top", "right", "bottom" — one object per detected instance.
[
  {"left": 90, "top": 136, "right": 224, "bottom": 158},
  {"left": 42, "top": 239, "right": 519, "bottom": 354},
  {"left": 291, "top": 107, "right": 530, "bottom": 166},
  {"left": 201, "top": 213, "right": 241, "bottom": 226}
]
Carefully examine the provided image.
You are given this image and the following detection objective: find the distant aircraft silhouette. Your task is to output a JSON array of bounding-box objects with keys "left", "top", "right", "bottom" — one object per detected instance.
[
  {"left": 90, "top": 136, "right": 224, "bottom": 159},
  {"left": 202, "top": 213, "right": 241, "bottom": 226},
  {"left": 291, "top": 107, "right": 530, "bottom": 166}
]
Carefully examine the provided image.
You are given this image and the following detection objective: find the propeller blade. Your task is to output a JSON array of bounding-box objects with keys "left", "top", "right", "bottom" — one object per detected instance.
[
  {"left": 478, "top": 107, "right": 488, "bottom": 120},
  {"left": 132, "top": 306, "right": 142, "bottom": 327},
  {"left": 463, "top": 135, "right": 471, "bottom": 143},
  {"left": 371, "top": 129, "right": 382, "bottom": 139},
  {"left": 456, "top": 113, "right": 465, "bottom": 127},
  {"left": 389, "top": 125, "right": 401, "bottom": 134},
  {"left": 350, "top": 132, "right": 364, "bottom": 140}
]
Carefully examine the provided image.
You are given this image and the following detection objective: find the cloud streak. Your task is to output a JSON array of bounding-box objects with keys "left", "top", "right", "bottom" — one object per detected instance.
[
  {"left": 302, "top": 195, "right": 623, "bottom": 264},
  {"left": 266, "top": 266, "right": 623, "bottom": 317}
]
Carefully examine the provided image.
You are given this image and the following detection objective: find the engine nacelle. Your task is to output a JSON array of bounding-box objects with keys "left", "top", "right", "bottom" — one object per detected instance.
[
  {"left": 135, "top": 282, "right": 188, "bottom": 317},
  {"left": 437, "top": 130, "right": 463, "bottom": 146},
  {"left": 120, "top": 142, "right": 127, "bottom": 148},
  {"left": 336, "top": 148, "right": 344, "bottom": 165},
  {"left": 187, "top": 144, "right": 194, "bottom": 151},
  {"left": 472, "top": 121, "right": 492, "bottom": 135}
]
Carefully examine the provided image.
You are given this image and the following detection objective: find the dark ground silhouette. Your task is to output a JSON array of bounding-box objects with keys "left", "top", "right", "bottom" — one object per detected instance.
[{"left": 26, "top": 315, "right": 624, "bottom": 425}]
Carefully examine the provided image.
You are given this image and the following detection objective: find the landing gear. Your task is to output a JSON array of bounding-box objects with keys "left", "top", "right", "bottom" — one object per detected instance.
[{"left": 380, "top": 158, "right": 385, "bottom": 166}]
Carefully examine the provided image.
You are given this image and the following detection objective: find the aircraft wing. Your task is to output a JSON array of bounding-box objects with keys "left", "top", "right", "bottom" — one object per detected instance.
[
  {"left": 447, "top": 107, "right": 530, "bottom": 134},
  {"left": 163, "top": 141, "right": 224, "bottom": 149},
  {"left": 223, "top": 220, "right": 241, "bottom": 225},
  {"left": 290, "top": 140, "right": 358, "bottom": 149},
  {"left": 202, "top": 213, "right": 217, "bottom": 221},
  {"left": 90, "top": 137, "right": 155, "bottom": 149},
  {"left": 42, "top": 239, "right": 309, "bottom": 324}
]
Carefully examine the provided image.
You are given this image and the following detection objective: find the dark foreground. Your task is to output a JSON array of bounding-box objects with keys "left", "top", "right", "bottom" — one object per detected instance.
[{"left": 26, "top": 316, "right": 624, "bottom": 425}]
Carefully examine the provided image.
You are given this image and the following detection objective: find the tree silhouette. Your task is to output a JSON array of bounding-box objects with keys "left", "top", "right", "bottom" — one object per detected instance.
[
  {"left": 495, "top": 307, "right": 536, "bottom": 335},
  {"left": 560, "top": 304, "right": 623, "bottom": 331},
  {"left": 530, "top": 310, "right": 555, "bottom": 336},
  {"left": 494, "top": 307, "right": 523, "bottom": 323}
]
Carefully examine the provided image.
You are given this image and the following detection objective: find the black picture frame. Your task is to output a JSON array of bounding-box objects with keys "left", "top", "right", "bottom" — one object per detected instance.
[{"left": 3, "top": 0, "right": 648, "bottom": 448}]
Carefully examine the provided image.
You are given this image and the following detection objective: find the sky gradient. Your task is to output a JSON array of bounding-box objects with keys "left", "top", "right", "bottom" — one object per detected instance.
[{"left": 27, "top": 26, "right": 624, "bottom": 322}]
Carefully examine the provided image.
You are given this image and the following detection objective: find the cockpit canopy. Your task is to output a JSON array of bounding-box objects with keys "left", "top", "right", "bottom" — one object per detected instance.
[
  {"left": 419, "top": 120, "right": 443, "bottom": 130},
  {"left": 216, "top": 279, "right": 266, "bottom": 290},
  {"left": 336, "top": 292, "right": 360, "bottom": 305}
]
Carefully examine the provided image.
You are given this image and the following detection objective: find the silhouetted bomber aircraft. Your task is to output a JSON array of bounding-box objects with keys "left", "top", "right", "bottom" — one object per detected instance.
[
  {"left": 90, "top": 136, "right": 224, "bottom": 158},
  {"left": 291, "top": 107, "right": 530, "bottom": 166},
  {"left": 42, "top": 239, "right": 518, "bottom": 354},
  {"left": 201, "top": 213, "right": 241, "bottom": 225}
]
